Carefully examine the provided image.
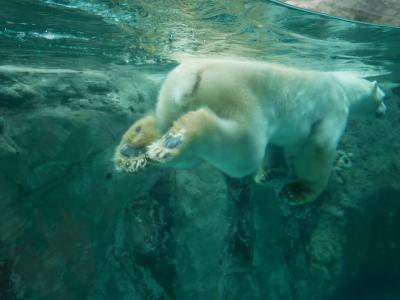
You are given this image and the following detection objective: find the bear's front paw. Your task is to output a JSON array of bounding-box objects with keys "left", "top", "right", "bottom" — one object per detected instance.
[
  {"left": 146, "top": 131, "right": 184, "bottom": 163},
  {"left": 115, "top": 145, "right": 148, "bottom": 173},
  {"left": 279, "top": 181, "right": 314, "bottom": 205}
]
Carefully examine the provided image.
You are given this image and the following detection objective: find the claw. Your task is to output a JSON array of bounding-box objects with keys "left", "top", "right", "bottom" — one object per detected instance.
[{"left": 146, "top": 129, "right": 185, "bottom": 164}]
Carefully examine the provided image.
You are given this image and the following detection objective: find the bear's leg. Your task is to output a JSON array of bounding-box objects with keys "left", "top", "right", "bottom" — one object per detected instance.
[
  {"left": 279, "top": 116, "right": 346, "bottom": 205},
  {"left": 115, "top": 115, "right": 162, "bottom": 172},
  {"left": 146, "top": 108, "right": 260, "bottom": 175},
  {"left": 254, "top": 144, "right": 289, "bottom": 188},
  {"left": 279, "top": 142, "right": 336, "bottom": 205},
  {"left": 146, "top": 108, "right": 228, "bottom": 166}
]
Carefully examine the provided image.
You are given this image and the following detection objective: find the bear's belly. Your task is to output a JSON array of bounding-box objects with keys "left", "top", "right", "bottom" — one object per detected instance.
[{"left": 269, "top": 121, "right": 312, "bottom": 146}]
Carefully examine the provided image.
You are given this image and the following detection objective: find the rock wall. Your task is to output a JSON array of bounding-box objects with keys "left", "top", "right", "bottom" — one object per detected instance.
[{"left": 0, "top": 65, "right": 164, "bottom": 299}]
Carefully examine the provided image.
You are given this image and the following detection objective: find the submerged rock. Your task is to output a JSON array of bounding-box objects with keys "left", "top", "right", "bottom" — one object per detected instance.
[{"left": 0, "top": 64, "right": 165, "bottom": 299}]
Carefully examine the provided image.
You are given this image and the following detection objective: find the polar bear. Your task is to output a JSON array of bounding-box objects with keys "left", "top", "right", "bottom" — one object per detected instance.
[{"left": 114, "top": 57, "right": 386, "bottom": 205}]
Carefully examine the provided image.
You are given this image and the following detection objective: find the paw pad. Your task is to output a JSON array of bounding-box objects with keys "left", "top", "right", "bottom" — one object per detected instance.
[
  {"left": 120, "top": 145, "right": 146, "bottom": 157},
  {"left": 279, "top": 181, "right": 313, "bottom": 205},
  {"left": 164, "top": 134, "right": 182, "bottom": 149}
]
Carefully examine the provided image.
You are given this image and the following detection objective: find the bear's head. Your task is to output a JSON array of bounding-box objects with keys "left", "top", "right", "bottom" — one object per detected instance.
[
  {"left": 351, "top": 80, "right": 387, "bottom": 116},
  {"left": 114, "top": 115, "right": 161, "bottom": 172},
  {"left": 371, "top": 81, "right": 387, "bottom": 115}
]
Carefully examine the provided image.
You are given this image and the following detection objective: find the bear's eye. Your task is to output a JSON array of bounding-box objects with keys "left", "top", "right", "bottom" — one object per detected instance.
[{"left": 135, "top": 126, "right": 141, "bottom": 133}]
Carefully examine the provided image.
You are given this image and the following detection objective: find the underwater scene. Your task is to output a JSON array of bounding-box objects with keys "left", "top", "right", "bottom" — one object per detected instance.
[{"left": 1, "top": 0, "right": 400, "bottom": 299}]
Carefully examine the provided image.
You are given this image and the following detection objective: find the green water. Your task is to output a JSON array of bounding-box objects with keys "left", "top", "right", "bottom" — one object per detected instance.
[{"left": 0, "top": 1, "right": 399, "bottom": 299}]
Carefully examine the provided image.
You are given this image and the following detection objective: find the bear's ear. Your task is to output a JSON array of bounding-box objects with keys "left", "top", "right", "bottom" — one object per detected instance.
[
  {"left": 372, "top": 80, "right": 382, "bottom": 99},
  {"left": 372, "top": 81, "right": 387, "bottom": 115},
  {"left": 372, "top": 80, "right": 378, "bottom": 93}
]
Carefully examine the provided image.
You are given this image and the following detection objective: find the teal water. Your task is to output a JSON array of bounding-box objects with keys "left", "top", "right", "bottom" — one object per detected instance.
[
  {"left": 1, "top": 0, "right": 400, "bottom": 75},
  {"left": 1, "top": 1, "right": 400, "bottom": 300}
]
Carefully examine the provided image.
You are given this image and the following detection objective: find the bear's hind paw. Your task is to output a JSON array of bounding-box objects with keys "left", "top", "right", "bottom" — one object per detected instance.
[{"left": 279, "top": 181, "right": 316, "bottom": 206}]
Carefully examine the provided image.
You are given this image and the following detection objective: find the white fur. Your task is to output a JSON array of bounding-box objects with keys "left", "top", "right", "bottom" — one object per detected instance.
[
  {"left": 153, "top": 58, "right": 384, "bottom": 175},
  {"left": 143, "top": 57, "right": 386, "bottom": 203}
]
